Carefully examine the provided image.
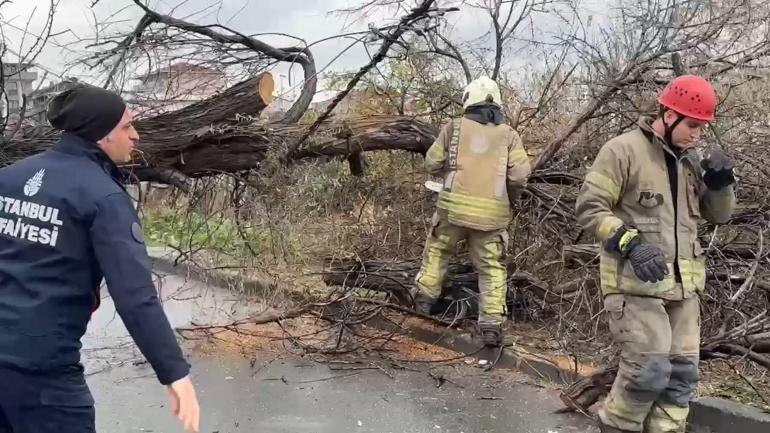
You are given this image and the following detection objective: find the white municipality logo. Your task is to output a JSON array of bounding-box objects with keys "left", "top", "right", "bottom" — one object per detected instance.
[{"left": 23, "top": 169, "right": 45, "bottom": 197}]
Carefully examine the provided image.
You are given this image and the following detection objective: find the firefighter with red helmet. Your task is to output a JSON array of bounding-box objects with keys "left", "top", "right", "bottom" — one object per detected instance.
[{"left": 576, "top": 75, "right": 736, "bottom": 432}]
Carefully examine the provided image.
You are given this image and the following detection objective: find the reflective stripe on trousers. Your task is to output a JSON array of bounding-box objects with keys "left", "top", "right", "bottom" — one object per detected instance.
[{"left": 415, "top": 214, "right": 508, "bottom": 323}]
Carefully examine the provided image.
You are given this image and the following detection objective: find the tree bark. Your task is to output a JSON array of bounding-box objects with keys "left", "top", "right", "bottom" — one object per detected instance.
[
  {"left": 2, "top": 73, "right": 273, "bottom": 171},
  {"left": 128, "top": 116, "right": 438, "bottom": 177},
  {"left": 3, "top": 110, "right": 437, "bottom": 182}
]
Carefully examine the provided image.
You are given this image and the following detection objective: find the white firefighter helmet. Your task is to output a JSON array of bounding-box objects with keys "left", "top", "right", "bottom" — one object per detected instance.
[{"left": 462, "top": 76, "right": 502, "bottom": 109}]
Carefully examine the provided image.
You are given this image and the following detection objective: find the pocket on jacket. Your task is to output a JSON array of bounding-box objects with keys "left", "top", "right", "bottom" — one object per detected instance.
[
  {"left": 498, "top": 230, "right": 509, "bottom": 259},
  {"left": 604, "top": 294, "right": 626, "bottom": 321},
  {"left": 429, "top": 212, "right": 442, "bottom": 236},
  {"left": 604, "top": 294, "right": 633, "bottom": 344},
  {"left": 638, "top": 190, "right": 664, "bottom": 209},
  {"left": 693, "top": 239, "right": 705, "bottom": 257}
]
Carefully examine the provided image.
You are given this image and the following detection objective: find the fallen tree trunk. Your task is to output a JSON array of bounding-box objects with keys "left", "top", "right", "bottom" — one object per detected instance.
[
  {"left": 3, "top": 112, "right": 438, "bottom": 180},
  {"left": 1, "top": 73, "right": 275, "bottom": 174},
  {"left": 134, "top": 72, "right": 275, "bottom": 153},
  {"left": 3, "top": 72, "right": 563, "bottom": 183},
  {"left": 0, "top": 71, "right": 441, "bottom": 179},
  {"left": 157, "top": 116, "right": 439, "bottom": 177}
]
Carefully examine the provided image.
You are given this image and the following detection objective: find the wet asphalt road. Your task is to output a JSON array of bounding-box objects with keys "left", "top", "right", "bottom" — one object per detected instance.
[{"left": 82, "top": 270, "right": 597, "bottom": 433}]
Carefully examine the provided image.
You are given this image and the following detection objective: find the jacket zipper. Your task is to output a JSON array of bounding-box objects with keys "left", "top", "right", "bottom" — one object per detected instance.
[{"left": 663, "top": 146, "right": 684, "bottom": 294}]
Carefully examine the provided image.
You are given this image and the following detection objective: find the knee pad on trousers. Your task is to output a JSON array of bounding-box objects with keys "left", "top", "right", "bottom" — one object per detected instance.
[
  {"left": 625, "top": 355, "right": 672, "bottom": 402},
  {"left": 661, "top": 356, "right": 699, "bottom": 407}
]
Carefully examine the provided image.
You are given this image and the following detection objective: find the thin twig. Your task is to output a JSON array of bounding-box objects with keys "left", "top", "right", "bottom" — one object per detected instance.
[{"left": 286, "top": 0, "right": 442, "bottom": 159}]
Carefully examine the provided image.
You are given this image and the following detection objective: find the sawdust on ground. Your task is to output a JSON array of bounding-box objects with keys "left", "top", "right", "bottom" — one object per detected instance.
[
  {"left": 182, "top": 306, "right": 770, "bottom": 413},
  {"left": 187, "top": 317, "right": 463, "bottom": 361}
]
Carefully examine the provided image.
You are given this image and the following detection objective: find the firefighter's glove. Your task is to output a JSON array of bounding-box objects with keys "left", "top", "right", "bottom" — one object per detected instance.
[
  {"left": 607, "top": 226, "right": 668, "bottom": 283},
  {"left": 627, "top": 241, "right": 669, "bottom": 283},
  {"left": 701, "top": 150, "right": 735, "bottom": 190},
  {"left": 506, "top": 182, "right": 525, "bottom": 205}
]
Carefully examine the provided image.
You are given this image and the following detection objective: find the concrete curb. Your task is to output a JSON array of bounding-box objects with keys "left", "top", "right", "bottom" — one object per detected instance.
[
  {"left": 372, "top": 314, "right": 581, "bottom": 384},
  {"left": 690, "top": 397, "right": 770, "bottom": 432},
  {"left": 388, "top": 317, "right": 770, "bottom": 433},
  {"left": 148, "top": 249, "right": 770, "bottom": 432},
  {"left": 148, "top": 247, "right": 275, "bottom": 299}
]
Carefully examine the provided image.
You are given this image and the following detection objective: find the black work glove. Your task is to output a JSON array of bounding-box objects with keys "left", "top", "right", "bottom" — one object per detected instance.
[
  {"left": 625, "top": 238, "right": 669, "bottom": 283},
  {"left": 607, "top": 226, "right": 668, "bottom": 283},
  {"left": 506, "top": 183, "right": 525, "bottom": 205},
  {"left": 700, "top": 150, "right": 735, "bottom": 190}
]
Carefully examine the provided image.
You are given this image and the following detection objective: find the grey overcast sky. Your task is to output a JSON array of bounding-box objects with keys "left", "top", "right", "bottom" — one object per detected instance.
[
  {"left": 0, "top": 0, "right": 606, "bottom": 99},
  {"left": 1, "top": 0, "right": 386, "bottom": 93}
]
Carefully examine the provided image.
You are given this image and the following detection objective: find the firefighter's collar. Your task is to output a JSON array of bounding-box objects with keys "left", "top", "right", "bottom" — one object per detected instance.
[
  {"left": 637, "top": 116, "right": 683, "bottom": 158},
  {"left": 637, "top": 116, "right": 666, "bottom": 144}
]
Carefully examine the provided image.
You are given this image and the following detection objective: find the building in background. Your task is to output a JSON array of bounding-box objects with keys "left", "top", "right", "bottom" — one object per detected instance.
[
  {"left": 128, "top": 63, "right": 227, "bottom": 116},
  {"left": 1, "top": 62, "right": 38, "bottom": 125},
  {"left": 26, "top": 78, "right": 80, "bottom": 125}
]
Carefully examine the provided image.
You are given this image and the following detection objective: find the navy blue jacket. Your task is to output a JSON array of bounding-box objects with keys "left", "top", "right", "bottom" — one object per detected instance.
[{"left": 0, "top": 133, "right": 189, "bottom": 385}]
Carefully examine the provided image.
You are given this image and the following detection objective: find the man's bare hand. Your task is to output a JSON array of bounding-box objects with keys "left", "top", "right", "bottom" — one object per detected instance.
[{"left": 167, "top": 375, "right": 200, "bottom": 432}]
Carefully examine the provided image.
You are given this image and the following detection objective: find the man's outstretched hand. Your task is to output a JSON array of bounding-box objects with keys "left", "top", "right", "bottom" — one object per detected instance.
[{"left": 167, "top": 375, "right": 200, "bottom": 432}]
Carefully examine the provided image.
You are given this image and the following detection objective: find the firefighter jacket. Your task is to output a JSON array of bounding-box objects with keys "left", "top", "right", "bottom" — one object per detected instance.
[
  {"left": 424, "top": 117, "right": 531, "bottom": 231},
  {"left": 576, "top": 117, "right": 736, "bottom": 299}
]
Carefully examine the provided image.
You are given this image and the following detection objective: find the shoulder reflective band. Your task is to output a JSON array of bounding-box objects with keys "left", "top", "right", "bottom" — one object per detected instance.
[{"left": 447, "top": 119, "right": 460, "bottom": 171}]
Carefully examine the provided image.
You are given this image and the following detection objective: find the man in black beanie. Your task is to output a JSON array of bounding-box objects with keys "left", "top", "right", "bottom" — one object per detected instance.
[{"left": 0, "top": 84, "right": 200, "bottom": 433}]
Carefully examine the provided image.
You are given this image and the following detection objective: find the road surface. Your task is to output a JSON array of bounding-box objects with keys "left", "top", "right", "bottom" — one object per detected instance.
[{"left": 82, "top": 270, "right": 597, "bottom": 433}]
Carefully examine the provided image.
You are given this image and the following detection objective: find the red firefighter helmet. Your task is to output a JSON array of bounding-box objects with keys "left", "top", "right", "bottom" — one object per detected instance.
[{"left": 657, "top": 75, "right": 717, "bottom": 121}]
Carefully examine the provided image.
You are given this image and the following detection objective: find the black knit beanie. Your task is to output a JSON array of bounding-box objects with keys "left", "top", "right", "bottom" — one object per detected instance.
[{"left": 47, "top": 84, "right": 126, "bottom": 142}]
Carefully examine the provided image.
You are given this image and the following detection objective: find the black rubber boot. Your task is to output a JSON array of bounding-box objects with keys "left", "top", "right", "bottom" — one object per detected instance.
[
  {"left": 409, "top": 286, "right": 438, "bottom": 315},
  {"left": 478, "top": 322, "right": 503, "bottom": 347}
]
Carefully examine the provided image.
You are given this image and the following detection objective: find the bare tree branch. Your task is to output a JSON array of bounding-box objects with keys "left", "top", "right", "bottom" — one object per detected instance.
[
  {"left": 103, "top": 14, "right": 155, "bottom": 89},
  {"left": 9, "top": 94, "right": 27, "bottom": 138},
  {"left": 13, "top": 1, "right": 58, "bottom": 69},
  {"left": 129, "top": 0, "right": 316, "bottom": 123},
  {"left": 286, "top": 0, "right": 445, "bottom": 159},
  {"left": 428, "top": 32, "right": 472, "bottom": 83},
  {"left": 0, "top": 0, "right": 58, "bottom": 133}
]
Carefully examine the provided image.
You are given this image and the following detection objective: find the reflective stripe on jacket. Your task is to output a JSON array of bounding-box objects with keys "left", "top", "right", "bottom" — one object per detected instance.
[
  {"left": 425, "top": 118, "right": 531, "bottom": 231},
  {"left": 576, "top": 117, "right": 735, "bottom": 299}
]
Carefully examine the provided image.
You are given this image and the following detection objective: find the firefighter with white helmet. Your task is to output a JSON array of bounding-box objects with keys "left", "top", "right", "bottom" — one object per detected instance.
[{"left": 412, "top": 76, "right": 531, "bottom": 346}]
